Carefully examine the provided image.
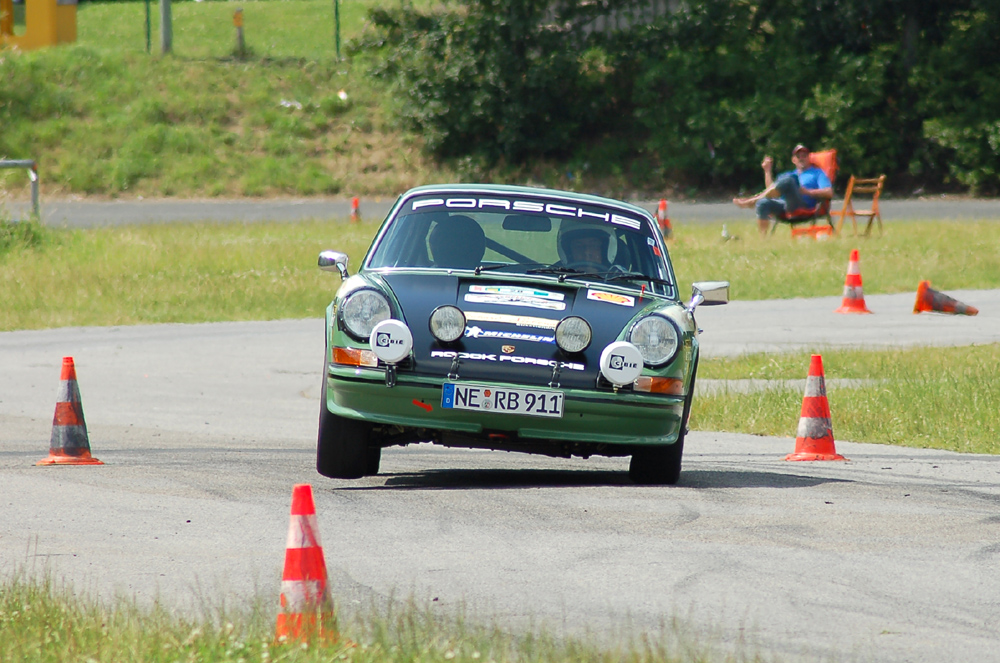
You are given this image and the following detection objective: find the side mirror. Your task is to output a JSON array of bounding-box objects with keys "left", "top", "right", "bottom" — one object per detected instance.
[
  {"left": 685, "top": 280, "right": 729, "bottom": 315},
  {"left": 318, "top": 250, "right": 349, "bottom": 279}
]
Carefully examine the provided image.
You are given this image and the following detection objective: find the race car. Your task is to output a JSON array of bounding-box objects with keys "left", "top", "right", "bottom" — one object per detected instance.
[{"left": 317, "top": 184, "right": 728, "bottom": 484}]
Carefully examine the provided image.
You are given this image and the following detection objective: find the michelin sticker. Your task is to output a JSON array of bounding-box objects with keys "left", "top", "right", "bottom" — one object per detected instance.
[{"left": 465, "top": 325, "right": 555, "bottom": 344}]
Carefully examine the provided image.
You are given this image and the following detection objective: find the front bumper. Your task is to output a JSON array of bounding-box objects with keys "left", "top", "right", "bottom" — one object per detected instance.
[{"left": 325, "top": 365, "right": 686, "bottom": 447}]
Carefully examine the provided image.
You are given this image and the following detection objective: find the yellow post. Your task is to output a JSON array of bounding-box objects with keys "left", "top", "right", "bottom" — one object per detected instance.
[
  {"left": 1, "top": 0, "right": 14, "bottom": 38},
  {"left": 1, "top": 0, "right": 77, "bottom": 51}
]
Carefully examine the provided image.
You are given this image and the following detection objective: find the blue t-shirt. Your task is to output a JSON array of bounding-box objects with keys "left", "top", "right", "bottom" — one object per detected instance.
[{"left": 781, "top": 166, "right": 831, "bottom": 209}]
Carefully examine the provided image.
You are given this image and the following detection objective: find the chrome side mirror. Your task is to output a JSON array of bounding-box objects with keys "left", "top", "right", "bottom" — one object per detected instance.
[
  {"left": 318, "top": 250, "right": 349, "bottom": 279},
  {"left": 685, "top": 280, "right": 729, "bottom": 316}
]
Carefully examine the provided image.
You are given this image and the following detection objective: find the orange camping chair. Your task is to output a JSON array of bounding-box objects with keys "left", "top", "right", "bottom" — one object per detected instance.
[{"left": 769, "top": 149, "right": 838, "bottom": 235}]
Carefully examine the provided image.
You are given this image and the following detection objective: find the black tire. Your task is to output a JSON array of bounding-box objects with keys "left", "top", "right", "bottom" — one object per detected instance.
[
  {"left": 317, "top": 380, "right": 374, "bottom": 479},
  {"left": 629, "top": 358, "right": 697, "bottom": 485},
  {"left": 365, "top": 445, "right": 382, "bottom": 476}
]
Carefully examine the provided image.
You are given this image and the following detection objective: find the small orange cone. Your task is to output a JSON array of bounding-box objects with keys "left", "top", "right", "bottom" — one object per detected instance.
[
  {"left": 350, "top": 196, "right": 360, "bottom": 223},
  {"left": 37, "top": 357, "right": 103, "bottom": 466},
  {"left": 834, "top": 249, "right": 872, "bottom": 314},
  {"left": 785, "top": 354, "right": 846, "bottom": 462},
  {"left": 656, "top": 199, "right": 672, "bottom": 238},
  {"left": 276, "top": 484, "right": 339, "bottom": 642},
  {"left": 913, "top": 280, "right": 978, "bottom": 316}
]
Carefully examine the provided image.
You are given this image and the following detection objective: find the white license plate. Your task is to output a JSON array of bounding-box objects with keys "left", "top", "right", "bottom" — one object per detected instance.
[{"left": 442, "top": 383, "right": 564, "bottom": 418}]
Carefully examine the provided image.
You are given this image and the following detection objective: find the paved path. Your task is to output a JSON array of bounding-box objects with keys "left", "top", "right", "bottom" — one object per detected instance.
[{"left": 3, "top": 196, "right": 999, "bottom": 227}]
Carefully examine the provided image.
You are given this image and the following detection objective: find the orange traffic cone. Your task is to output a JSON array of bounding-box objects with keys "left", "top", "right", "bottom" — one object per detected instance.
[
  {"left": 37, "top": 357, "right": 103, "bottom": 466},
  {"left": 913, "top": 280, "right": 979, "bottom": 316},
  {"left": 656, "top": 199, "right": 672, "bottom": 239},
  {"left": 834, "top": 249, "right": 872, "bottom": 314},
  {"left": 276, "top": 484, "right": 339, "bottom": 642},
  {"left": 350, "top": 196, "right": 360, "bottom": 223},
  {"left": 785, "top": 354, "right": 846, "bottom": 462}
]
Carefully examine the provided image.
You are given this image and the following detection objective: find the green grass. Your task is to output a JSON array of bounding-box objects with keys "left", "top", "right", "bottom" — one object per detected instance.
[
  {"left": 0, "top": 0, "right": 460, "bottom": 199},
  {"left": 2, "top": 218, "right": 998, "bottom": 332},
  {"left": 1, "top": 572, "right": 716, "bottom": 663},
  {"left": 694, "top": 345, "right": 1000, "bottom": 455}
]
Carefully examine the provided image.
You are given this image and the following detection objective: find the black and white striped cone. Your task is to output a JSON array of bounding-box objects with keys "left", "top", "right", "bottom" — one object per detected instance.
[{"left": 37, "top": 357, "right": 103, "bottom": 466}]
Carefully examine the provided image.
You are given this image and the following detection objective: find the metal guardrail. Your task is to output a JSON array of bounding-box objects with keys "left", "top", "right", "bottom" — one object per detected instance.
[{"left": 0, "top": 159, "right": 39, "bottom": 220}]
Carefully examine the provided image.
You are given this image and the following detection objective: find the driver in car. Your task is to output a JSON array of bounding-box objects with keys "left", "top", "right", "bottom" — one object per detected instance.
[{"left": 557, "top": 224, "right": 617, "bottom": 271}]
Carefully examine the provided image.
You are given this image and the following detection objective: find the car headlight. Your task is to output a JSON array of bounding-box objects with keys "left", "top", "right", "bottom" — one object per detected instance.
[
  {"left": 429, "top": 305, "right": 466, "bottom": 343},
  {"left": 340, "top": 289, "right": 391, "bottom": 339},
  {"left": 627, "top": 315, "right": 680, "bottom": 366},
  {"left": 555, "top": 316, "right": 592, "bottom": 354}
]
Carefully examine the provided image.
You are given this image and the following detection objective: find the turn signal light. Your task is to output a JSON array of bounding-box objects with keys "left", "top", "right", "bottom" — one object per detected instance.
[
  {"left": 633, "top": 376, "right": 684, "bottom": 394},
  {"left": 332, "top": 346, "right": 378, "bottom": 367}
]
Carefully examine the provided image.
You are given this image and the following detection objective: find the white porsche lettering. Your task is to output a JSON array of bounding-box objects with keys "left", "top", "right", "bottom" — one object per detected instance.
[
  {"left": 512, "top": 200, "right": 545, "bottom": 212},
  {"left": 545, "top": 203, "right": 577, "bottom": 217},
  {"left": 478, "top": 199, "right": 511, "bottom": 210},
  {"left": 446, "top": 198, "right": 477, "bottom": 209},
  {"left": 413, "top": 198, "right": 445, "bottom": 210}
]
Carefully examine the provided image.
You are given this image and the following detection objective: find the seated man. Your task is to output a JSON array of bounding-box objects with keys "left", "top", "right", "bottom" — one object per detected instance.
[
  {"left": 733, "top": 144, "right": 833, "bottom": 236},
  {"left": 556, "top": 223, "right": 617, "bottom": 272}
]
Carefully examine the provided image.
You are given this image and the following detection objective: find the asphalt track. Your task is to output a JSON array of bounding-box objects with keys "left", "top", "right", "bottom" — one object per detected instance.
[
  {"left": 2, "top": 199, "right": 1000, "bottom": 663},
  {"left": 4, "top": 194, "right": 1000, "bottom": 227}
]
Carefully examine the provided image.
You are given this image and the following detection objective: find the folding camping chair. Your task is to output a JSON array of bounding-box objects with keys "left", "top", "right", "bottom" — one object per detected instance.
[
  {"left": 834, "top": 174, "right": 885, "bottom": 237},
  {"left": 769, "top": 149, "right": 839, "bottom": 235}
]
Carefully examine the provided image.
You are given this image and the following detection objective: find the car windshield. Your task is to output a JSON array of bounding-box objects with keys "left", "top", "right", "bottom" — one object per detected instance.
[{"left": 365, "top": 192, "right": 675, "bottom": 296}]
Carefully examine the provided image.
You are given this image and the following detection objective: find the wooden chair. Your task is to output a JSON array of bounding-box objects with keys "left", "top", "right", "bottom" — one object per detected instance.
[
  {"left": 834, "top": 175, "right": 885, "bottom": 237},
  {"left": 770, "top": 149, "right": 838, "bottom": 235}
]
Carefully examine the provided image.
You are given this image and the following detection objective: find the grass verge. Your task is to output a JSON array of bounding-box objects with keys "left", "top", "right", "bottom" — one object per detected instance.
[
  {"left": 1, "top": 572, "right": 722, "bottom": 663},
  {"left": 3, "top": 218, "right": 998, "bottom": 332},
  {"left": 694, "top": 344, "right": 1000, "bottom": 455}
]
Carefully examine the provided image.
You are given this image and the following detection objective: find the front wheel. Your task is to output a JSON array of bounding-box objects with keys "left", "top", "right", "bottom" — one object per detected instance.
[
  {"left": 317, "top": 380, "right": 375, "bottom": 479},
  {"left": 629, "top": 359, "right": 697, "bottom": 485}
]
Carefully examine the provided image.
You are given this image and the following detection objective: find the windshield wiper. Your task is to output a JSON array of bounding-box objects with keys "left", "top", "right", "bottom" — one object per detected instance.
[
  {"left": 475, "top": 262, "right": 546, "bottom": 275},
  {"left": 605, "top": 272, "right": 674, "bottom": 287}
]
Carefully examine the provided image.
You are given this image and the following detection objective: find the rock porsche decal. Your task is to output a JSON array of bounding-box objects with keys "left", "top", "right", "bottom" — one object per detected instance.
[{"left": 431, "top": 350, "right": 584, "bottom": 371}]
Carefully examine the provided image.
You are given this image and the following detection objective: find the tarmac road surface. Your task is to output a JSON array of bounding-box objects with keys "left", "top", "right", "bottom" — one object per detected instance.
[
  {"left": 4, "top": 195, "right": 1000, "bottom": 227},
  {"left": 2, "top": 291, "right": 999, "bottom": 662}
]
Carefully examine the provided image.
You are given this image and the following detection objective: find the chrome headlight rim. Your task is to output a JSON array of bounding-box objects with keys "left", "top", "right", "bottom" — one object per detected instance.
[
  {"left": 429, "top": 305, "right": 466, "bottom": 343},
  {"left": 339, "top": 288, "right": 392, "bottom": 341},
  {"left": 554, "top": 315, "right": 592, "bottom": 354},
  {"left": 627, "top": 314, "right": 681, "bottom": 367}
]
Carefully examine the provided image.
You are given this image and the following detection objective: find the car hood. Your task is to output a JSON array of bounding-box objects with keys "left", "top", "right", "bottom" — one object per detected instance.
[{"left": 377, "top": 271, "right": 664, "bottom": 388}]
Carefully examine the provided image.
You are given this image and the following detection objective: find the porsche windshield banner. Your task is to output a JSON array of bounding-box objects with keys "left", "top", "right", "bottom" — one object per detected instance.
[{"left": 404, "top": 195, "right": 645, "bottom": 231}]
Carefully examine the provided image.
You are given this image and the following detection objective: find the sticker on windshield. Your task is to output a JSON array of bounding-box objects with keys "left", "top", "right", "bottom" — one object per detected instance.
[{"left": 587, "top": 290, "right": 635, "bottom": 307}]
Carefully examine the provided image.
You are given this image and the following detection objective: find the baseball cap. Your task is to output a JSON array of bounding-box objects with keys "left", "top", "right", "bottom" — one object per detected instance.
[{"left": 792, "top": 144, "right": 810, "bottom": 156}]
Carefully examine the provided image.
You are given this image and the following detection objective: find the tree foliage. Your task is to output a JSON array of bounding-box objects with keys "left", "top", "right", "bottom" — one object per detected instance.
[{"left": 357, "top": 0, "right": 1000, "bottom": 194}]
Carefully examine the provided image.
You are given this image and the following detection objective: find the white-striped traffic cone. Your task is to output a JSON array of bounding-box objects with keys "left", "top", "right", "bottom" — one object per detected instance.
[
  {"left": 37, "top": 357, "right": 103, "bottom": 466},
  {"left": 785, "top": 354, "right": 846, "bottom": 461},
  {"left": 276, "top": 484, "right": 339, "bottom": 642},
  {"left": 835, "top": 249, "right": 872, "bottom": 314}
]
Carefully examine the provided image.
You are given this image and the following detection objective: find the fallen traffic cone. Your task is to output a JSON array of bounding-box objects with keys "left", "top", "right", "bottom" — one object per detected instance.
[
  {"left": 785, "top": 354, "right": 846, "bottom": 462},
  {"left": 350, "top": 196, "right": 360, "bottom": 223},
  {"left": 276, "top": 484, "right": 339, "bottom": 642},
  {"left": 37, "top": 357, "right": 103, "bottom": 466},
  {"left": 834, "top": 249, "right": 872, "bottom": 314},
  {"left": 656, "top": 199, "right": 672, "bottom": 239},
  {"left": 913, "top": 280, "right": 978, "bottom": 316}
]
